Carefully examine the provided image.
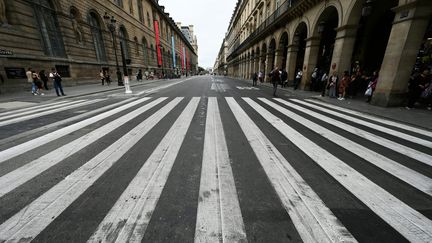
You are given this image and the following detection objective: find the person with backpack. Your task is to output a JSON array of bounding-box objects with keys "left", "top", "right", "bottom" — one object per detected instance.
[
  {"left": 252, "top": 72, "right": 258, "bottom": 86},
  {"left": 49, "top": 68, "right": 65, "bottom": 96},
  {"left": 32, "top": 70, "right": 44, "bottom": 95}
]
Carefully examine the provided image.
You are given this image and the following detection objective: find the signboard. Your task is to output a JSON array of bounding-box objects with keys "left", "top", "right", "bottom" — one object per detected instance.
[
  {"left": 4, "top": 67, "right": 26, "bottom": 79},
  {"left": 154, "top": 20, "right": 162, "bottom": 67}
]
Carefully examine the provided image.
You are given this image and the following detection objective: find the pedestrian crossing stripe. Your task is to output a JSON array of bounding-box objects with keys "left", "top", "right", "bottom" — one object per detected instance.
[{"left": 0, "top": 96, "right": 431, "bottom": 242}]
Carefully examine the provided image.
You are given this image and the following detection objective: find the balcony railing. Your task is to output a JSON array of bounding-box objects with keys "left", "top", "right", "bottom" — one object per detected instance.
[{"left": 228, "top": 0, "right": 302, "bottom": 60}]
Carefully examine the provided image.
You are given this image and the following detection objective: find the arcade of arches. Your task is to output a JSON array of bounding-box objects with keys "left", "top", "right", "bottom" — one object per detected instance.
[{"left": 225, "top": 0, "right": 432, "bottom": 107}]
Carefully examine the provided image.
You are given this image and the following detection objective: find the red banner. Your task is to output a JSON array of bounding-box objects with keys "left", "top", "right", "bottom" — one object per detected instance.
[{"left": 154, "top": 21, "right": 162, "bottom": 67}]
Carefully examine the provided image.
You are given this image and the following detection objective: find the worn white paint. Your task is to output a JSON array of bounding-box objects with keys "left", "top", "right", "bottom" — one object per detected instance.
[
  {"left": 258, "top": 98, "right": 432, "bottom": 196},
  {"left": 226, "top": 97, "right": 356, "bottom": 243},
  {"left": 0, "top": 99, "right": 105, "bottom": 127},
  {"left": 0, "top": 98, "right": 183, "bottom": 243},
  {"left": 0, "top": 97, "right": 152, "bottom": 164},
  {"left": 0, "top": 98, "right": 167, "bottom": 198},
  {"left": 277, "top": 99, "right": 432, "bottom": 166},
  {"left": 136, "top": 77, "right": 193, "bottom": 95},
  {"left": 305, "top": 99, "right": 432, "bottom": 138},
  {"left": 88, "top": 97, "right": 199, "bottom": 243},
  {"left": 292, "top": 99, "right": 432, "bottom": 148},
  {"left": 236, "top": 86, "right": 259, "bottom": 90},
  {"left": 244, "top": 98, "right": 432, "bottom": 242},
  {"left": 0, "top": 100, "right": 72, "bottom": 116},
  {"left": 195, "top": 97, "right": 247, "bottom": 243}
]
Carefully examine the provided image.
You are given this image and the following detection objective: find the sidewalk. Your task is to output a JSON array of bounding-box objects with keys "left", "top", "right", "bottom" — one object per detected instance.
[
  {"left": 239, "top": 78, "right": 432, "bottom": 130},
  {"left": 0, "top": 78, "right": 168, "bottom": 110}
]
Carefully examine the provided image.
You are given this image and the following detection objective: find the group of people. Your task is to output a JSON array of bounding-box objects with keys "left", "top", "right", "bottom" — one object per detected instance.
[
  {"left": 99, "top": 70, "right": 112, "bottom": 86},
  {"left": 251, "top": 68, "right": 288, "bottom": 96},
  {"left": 407, "top": 68, "right": 432, "bottom": 110},
  {"left": 26, "top": 68, "right": 65, "bottom": 96}
]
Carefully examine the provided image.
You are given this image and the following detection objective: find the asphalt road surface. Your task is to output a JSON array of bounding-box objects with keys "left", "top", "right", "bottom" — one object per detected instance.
[{"left": 0, "top": 76, "right": 431, "bottom": 243}]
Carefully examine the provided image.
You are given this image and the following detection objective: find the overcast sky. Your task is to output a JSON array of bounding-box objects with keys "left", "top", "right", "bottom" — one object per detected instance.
[{"left": 159, "top": 0, "right": 237, "bottom": 68}]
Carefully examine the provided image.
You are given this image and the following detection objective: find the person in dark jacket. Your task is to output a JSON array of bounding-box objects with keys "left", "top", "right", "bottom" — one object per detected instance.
[
  {"left": 270, "top": 67, "right": 280, "bottom": 97},
  {"left": 39, "top": 70, "right": 49, "bottom": 90}
]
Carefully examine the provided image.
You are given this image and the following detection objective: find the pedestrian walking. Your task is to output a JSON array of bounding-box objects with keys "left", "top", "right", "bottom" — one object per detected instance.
[
  {"left": 281, "top": 69, "right": 288, "bottom": 87},
  {"left": 328, "top": 72, "right": 338, "bottom": 98},
  {"left": 32, "top": 71, "right": 44, "bottom": 95},
  {"left": 49, "top": 68, "right": 65, "bottom": 96},
  {"left": 99, "top": 70, "right": 105, "bottom": 85},
  {"left": 406, "top": 68, "right": 430, "bottom": 109},
  {"left": 365, "top": 71, "right": 379, "bottom": 103},
  {"left": 311, "top": 67, "right": 319, "bottom": 91},
  {"left": 252, "top": 72, "right": 258, "bottom": 86},
  {"left": 258, "top": 71, "right": 264, "bottom": 84},
  {"left": 338, "top": 71, "right": 351, "bottom": 100},
  {"left": 39, "top": 70, "right": 49, "bottom": 90},
  {"left": 136, "top": 69, "right": 143, "bottom": 82},
  {"left": 320, "top": 72, "right": 328, "bottom": 97},
  {"left": 26, "top": 68, "right": 37, "bottom": 95},
  {"left": 270, "top": 67, "right": 280, "bottom": 97},
  {"left": 294, "top": 69, "right": 302, "bottom": 90}
]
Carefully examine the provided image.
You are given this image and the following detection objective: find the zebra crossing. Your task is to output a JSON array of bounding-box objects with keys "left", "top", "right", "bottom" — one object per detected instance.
[{"left": 0, "top": 96, "right": 431, "bottom": 242}]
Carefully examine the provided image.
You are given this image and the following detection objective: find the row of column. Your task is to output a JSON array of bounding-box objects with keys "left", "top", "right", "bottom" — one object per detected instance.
[{"left": 233, "top": 1, "right": 431, "bottom": 106}]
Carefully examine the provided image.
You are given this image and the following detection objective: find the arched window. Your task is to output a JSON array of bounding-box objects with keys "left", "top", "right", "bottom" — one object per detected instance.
[
  {"left": 137, "top": 0, "right": 144, "bottom": 23},
  {"left": 134, "top": 37, "right": 139, "bottom": 55},
  {"left": 150, "top": 44, "right": 154, "bottom": 59},
  {"left": 147, "top": 12, "right": 151, "bottom": 27},
  {"left": 142, "top": 37, "right": 148, "bottom": 65},
  {"left": 118, "top": 26, "right": 130, "bottom": 60},
  {"left": 32, "top": 0, "right": 65, "bottom": 57},
  {"left": 88, "top": 12, "right": 106, "bottom": 62}
]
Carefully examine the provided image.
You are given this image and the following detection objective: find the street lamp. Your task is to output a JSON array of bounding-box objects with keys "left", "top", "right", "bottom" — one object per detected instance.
[{"left": 103, "top": 12, "right": 123, "bottom": 86}]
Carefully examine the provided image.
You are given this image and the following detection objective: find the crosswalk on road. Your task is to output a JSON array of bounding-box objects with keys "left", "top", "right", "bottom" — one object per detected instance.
[{"left": 0, "top": 96, "right": 431, "bottom": 242}]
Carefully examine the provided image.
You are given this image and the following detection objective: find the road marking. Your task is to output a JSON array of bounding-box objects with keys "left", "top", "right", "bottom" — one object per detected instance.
[
  {"left": 0, "top": 98, "right": 183, "bottom": 243},
  {"left": 258, "top": 98, "right": 432, "bottom": 196},
  {"left": 0, "top": 98, "right": 167, "bottom": 198},
  {"left": 195, "top": 97, "right": 247, "bottom": 243},
  {"left": 88, "top": 97, "right": 199, "bottom": 243},
  {"left": 275, "top": 99, "right": 432, "bottom": 166},
  {"left": 305, "top": 99, "right": 432, "bottom": 138},
  {"left": 0, "top": 97, "right": 152, "bottom": 164},
  {"left": 0, "top": 100, "right": 72, "bottom": 116},
  {"left": 226, "top": 97, "right": 355, "bottom": 243},
  {"left": 0, "top": 98, "right": 138, "bottom": 147},
  {"left": 244, "top": 98, "right": 432, "bottom": 242},
  {"left": 136, "top": 77, "right": 194, "bottom": 95},
  {"left": 0, "top": 99, "right": 106, "bottom": 127},
  {"left": 291, "top": 99, "right": 432, "bottom": 148},
  {"left": 236, "top": 86, "right": 259, "bottom": 90}
]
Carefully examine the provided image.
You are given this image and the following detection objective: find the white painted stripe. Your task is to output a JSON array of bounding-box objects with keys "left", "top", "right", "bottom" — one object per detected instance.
[
  {"left": 0, "top": 99, "right": 105, "bottom": 127},
  {"left": 195, "top": 97, "right": 247, "bottom": 243},
  {"left": 0, "top": 98, "right": 183, "bottom": 243},
  {"left": 291, "top": 99, "right": 432, "bottom": 148},
  {"left": 136, "top": 77, "right": 193, "bottom": 95},
  {"left": 0, "top": 98, "right": 167, "bottom": 198},
  {"left": 259, "top": 98, "right": 432, "bottom": 196},
  {"left": 88, "top": 97, "right": 199, "bottom": 243},
  {"left": 244, "top": 98, "right": 432, "bottom": 242},
  {"left": 0, "top": 98, "right": 138, "bottom": 147},
  {"left": 275, "top": 99, "right": 432, "bottom": 166},
  {"left": 306, "top": 99, "right": 432, "bottom": 138},
  {"left": 226, "top": 97, "right": 356, "bottom": 243},
  {"left": 0, "top": 97, "right": 152, "bottom": 164},
  {"left": 0, "top": 99, "right": 86, "bottom": 122},
  {"left": 0, "top": 100, "right": 72, "bottom": 117}
]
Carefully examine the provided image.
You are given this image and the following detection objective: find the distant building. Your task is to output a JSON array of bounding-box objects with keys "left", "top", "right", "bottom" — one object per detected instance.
[
  {"left": 177, "top": 23, "right": 198, "bottom": 56},
  {"left": 0, "top": 0, "right": 198, "bottom": 93}
]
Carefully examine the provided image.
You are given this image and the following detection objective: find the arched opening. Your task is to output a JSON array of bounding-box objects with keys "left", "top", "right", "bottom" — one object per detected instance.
[
  {"left": 33, "top": 0, "right": 66, "bottom": 57},
  {"left": 118, "top": 26, "right": 130, "bottom": 61},
  {"left": 251, "top": 50, "right": 255, "bottom": 73},
  {"left": 315, "top": 6, "right": 338, "bottom": 79},
  {"left": 414, "top": 19, "right": 432, "bottom": 72},
  {"left": 269, "top": 38, "right": 276, "bottom": 70},
  {"left": 279, "top": 32, "right": 289, "bottom": 70},
  {"left": 350, "top": 0, "right": 398, "bottom": 75},
  {"left": 88, "top": 11, "right": 106, "bottom": 62},
  {"left": 293, "top": 22, "right": 307, "bottom": 80},
  {"left": 260, "top": 43, "right": 267, "bottom": 73}
]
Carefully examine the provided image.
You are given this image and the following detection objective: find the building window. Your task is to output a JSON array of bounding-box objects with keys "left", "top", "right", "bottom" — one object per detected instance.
[
  {"left": 142, "top": 37, "right": 148, "bottom": 65},
  {"left": 32, "top": 0, "right": 66, "bottom": 57},
  {"left": 134, "top": 37, "right": 139, "bottom": 55},
  {"left": 129, "top": 0, "right": 133, "bottom": 14},
  {"left": 137, "top": 0, "right": 144, "bottom": 23},
  {"left": 119, "top": 26, "right": 130, "bottom": 60},
  {"left": 88, "top": 12, "right": 106, "bottom": 62},
  {"left": 114, "top": 0, "right": 123, "bottom": 8},
  {"left": 147, "top": 12, "right": 151, "bottom": 28},
  {"left": 150, "top": 44, "right": 154, "bottom": 59}
]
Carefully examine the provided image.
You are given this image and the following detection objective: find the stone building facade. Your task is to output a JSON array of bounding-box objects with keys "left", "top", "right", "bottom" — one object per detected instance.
[
  {"left": 0, "top": 0, "right": 198, "bottom": 93},
  {"left": 215, "top": 0, "right": 432, "bottom": 106}
]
